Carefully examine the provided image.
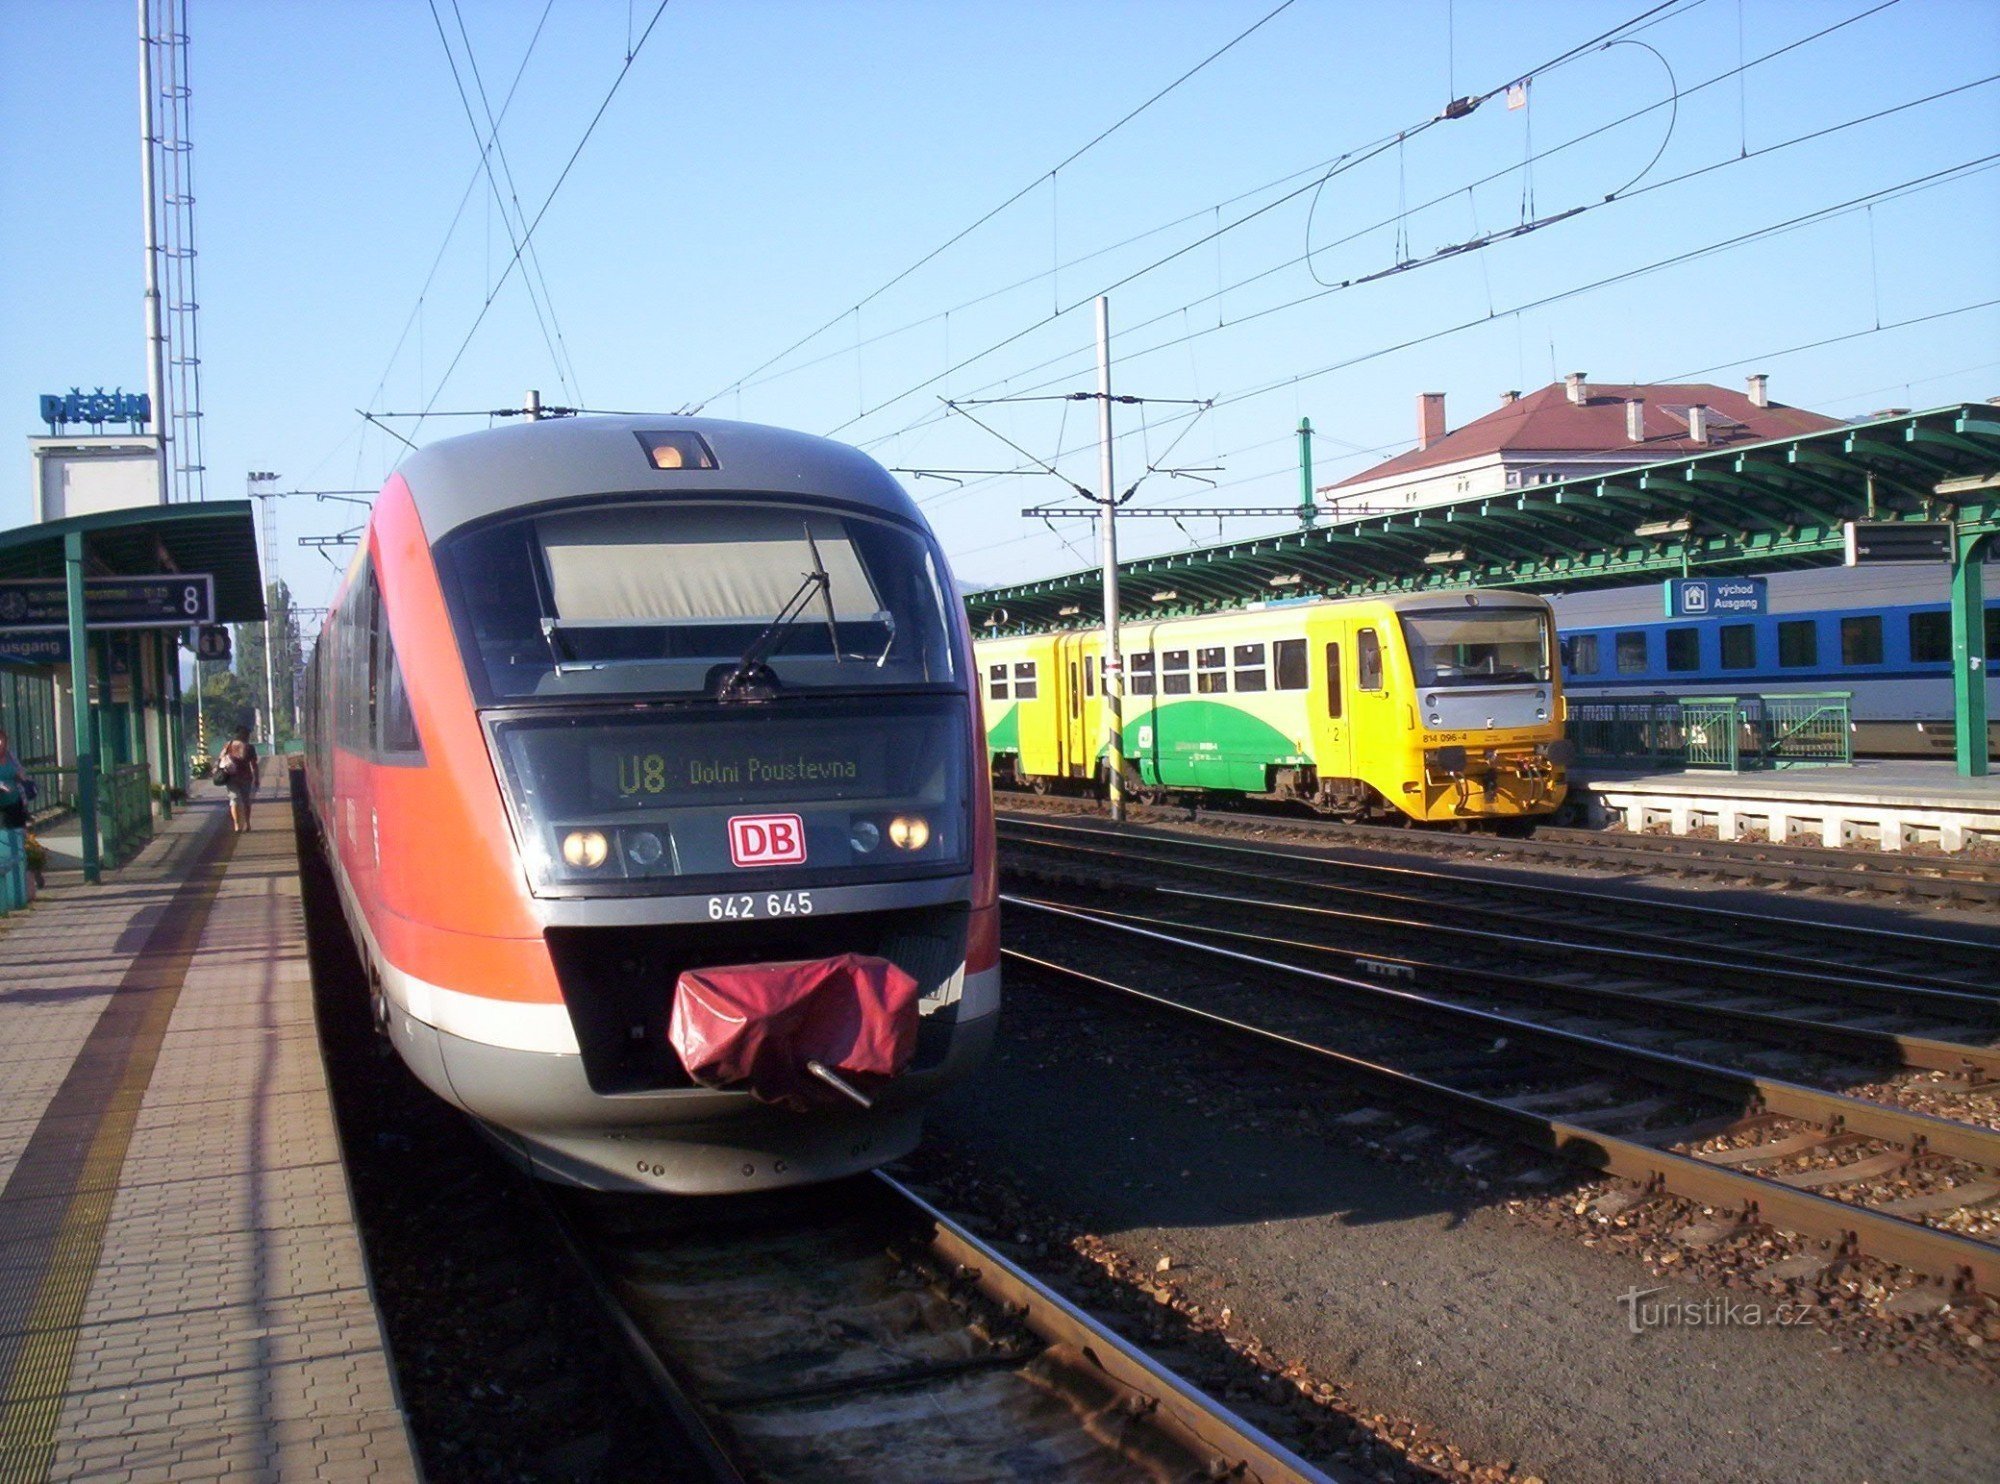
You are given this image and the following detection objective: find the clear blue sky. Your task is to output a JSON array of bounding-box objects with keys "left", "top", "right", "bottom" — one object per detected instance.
[{"left": 2, "top": 0, "right": 1996, "bottom": 613}]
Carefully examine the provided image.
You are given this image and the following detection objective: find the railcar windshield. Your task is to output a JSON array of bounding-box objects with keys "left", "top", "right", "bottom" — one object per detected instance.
[
  {"left": 439, "top": 499, "right": 960, "bottom": 702},
  {"left": 1399, "top": 607, "right": 1552, "bottom": 688}
]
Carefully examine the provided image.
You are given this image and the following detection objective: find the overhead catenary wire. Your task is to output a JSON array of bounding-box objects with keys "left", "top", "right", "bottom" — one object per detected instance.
[
  {"left": 696, "top": 0, "right": 1306, "bottom": 412},
  {"left": 427, "top": 0, "right": 576, "bottom": 403},
  {"left": 728, "top": 0, "right": 1896, "bottom": 407},
  {"left": 414, "top": 0, "right": 674, "bottom": 434},
  {"left": 912, "top": 155, "right": 1998, "bottom": 523},
  {"left": 861, "top": 61, "right": 1991, "bottom": 462}
]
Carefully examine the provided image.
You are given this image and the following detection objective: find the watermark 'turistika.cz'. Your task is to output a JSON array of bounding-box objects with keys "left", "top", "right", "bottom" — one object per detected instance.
[{"left": 1617, "top": 1287, "right": 1813, "bottom": 1335}]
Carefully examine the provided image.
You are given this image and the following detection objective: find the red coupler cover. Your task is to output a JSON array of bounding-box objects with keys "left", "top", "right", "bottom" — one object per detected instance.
[{"left": 669, "top": 953, "right": 921, "bottom": 1111}]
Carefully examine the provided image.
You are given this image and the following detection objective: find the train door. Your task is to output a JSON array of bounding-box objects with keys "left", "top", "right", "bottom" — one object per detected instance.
[
  {"left": 1010, "top": 638, "right": 1063, "bottom": 781},
  {"left": 1349, "top": 619, "right": 1398, "bottom": 796},
  {"left": 1306, "top": 615, "right": 1353, "bottom": 787},
  {"left": 1054, "top": 633, "right": 1091, "bottom": 778}
]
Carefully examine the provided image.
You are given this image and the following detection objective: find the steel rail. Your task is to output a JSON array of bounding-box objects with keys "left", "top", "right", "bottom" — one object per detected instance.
[
  {"left": 1004, "top": 896, "right": 2000, "bottom": 1169},
  {"left": 1059, "top": 891, "right": 2000, "bottom": 1080},
  {"left": 997, "top": 813, "right": 2000, "bottom": 994},
  {"left": 876, "top": 1174, "right": 1334, "bottom": 1484},
  {"left": 545, "top": 1174, "right": 1337, "bottom": 1483},
  {"left": 1001, "top": 945, "right": 2000, "bottom": 1296},
  {"left": 1140, "top": 883, "right": 2000, "bottom": 1027}
]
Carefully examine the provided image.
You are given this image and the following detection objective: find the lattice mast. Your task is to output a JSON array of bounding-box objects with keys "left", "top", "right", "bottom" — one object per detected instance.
[{"left": 142, "top": 0, "right": 206, "bottom": 503}]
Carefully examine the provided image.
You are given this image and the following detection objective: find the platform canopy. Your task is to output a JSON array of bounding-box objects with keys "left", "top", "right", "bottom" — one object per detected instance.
[
  {"left": 0, "top": 500, "right": 266, "bottom": 623},
  {"left": 964, "top": 402, "right": 2000, "bottom": 634}
]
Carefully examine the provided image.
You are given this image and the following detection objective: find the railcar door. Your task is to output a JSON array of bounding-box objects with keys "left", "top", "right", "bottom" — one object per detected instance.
[
  {"left": 1349, "top": 619, "right": 1400, "bottom": 800},
  {"left": 1010, "top": 639, "right": 1062, "bottom": 781},
  {"left": 1054, "top": 633, "right": 1089, "bottom": 779},
  {"left": 1305, "top": 615, "right": 1353, "bottom": 790}
]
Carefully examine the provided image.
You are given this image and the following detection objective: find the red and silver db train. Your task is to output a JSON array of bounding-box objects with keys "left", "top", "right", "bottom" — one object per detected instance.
[{"left": 302, "top": 417, "right": 998, "bottom": 1192}]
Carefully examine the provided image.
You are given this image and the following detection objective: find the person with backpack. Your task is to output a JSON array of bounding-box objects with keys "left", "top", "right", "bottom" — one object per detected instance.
[{"left": 217, "top": 726, "right": 261, "bottom": 833}]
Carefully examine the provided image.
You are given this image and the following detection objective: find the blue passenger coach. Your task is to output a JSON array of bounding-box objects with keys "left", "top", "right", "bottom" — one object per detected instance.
[{"left": 1551, "top": 566, "right": 2000, "bottom": 758}]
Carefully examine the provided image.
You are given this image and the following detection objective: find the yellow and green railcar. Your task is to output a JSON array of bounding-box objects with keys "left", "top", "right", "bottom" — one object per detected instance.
[{"left": 976, "top": 590, "right": 1571, "bottom": 826}]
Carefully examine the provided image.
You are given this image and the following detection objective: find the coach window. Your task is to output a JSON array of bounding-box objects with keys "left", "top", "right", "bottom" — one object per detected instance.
[
  {"left": 1719, "top": 624, "right": 1756, "bottom": 670},
  {"left": 1840, "top": 614, "right": 1883, "bottom": 666},
  {"left": 1274, "top": 638, "right": 1308, "bottom": 691},
  {"left": 1068, "top": 663, "right": 1080, "bottom": 716},
  {"left": 1665, "top": 627, "right": 1700, "bottom": 673},
  {"left": 1908, "top": 611, "right": 1951, "bottom": 663},
  {"left": 1324, "top": 642, "right": 1343, "bottom": 717},
  {"left": 988, "top": 664, "right": 1009, "bottom": 701},
  {"left": 1084, "top": 655, "right": 1096, "bottom": 698},
  {"left": 1777, "top": 620, "right": 1817, "bottom": 668},
  {"left": 1357, "top": 629, "right": 1383, "bottom": 691},
  {"left": 1564, "top": 633, "right": 1600, "bottom": 675},
  {"left": 1615, "top": 631, "right": 1648, "bottom": 674},
  {"left": 1233, "top": 643, "right": 1268, "bottom": 692},
  {"left": 1161, "top": 650, "right": 1191, "bottom": 695},
  {"left": 1129, "top": 652, "right": 1156, "bottom": 696},
  {"left": 1988, "top": 608, "right": 2000, "bottom": 654},
  {"left": 376, "top": 603, "right": 423, "bottom": 760},
  {"left": 1197, "top": 646, "right": 1228, "bottom": 694},
  {"left": 1013, "top": 661, "right": 1038, "bottom": 699}
]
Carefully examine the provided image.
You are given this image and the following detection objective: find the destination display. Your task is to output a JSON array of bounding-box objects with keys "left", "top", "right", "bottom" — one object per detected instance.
[
  {"left": 0, "top": 575, "right": 215, "bottom": 631},
  {"left": 489, "top": 696, "right": 970, "bottom": 892},
  {"left": 588, "top": 733, "right": 888, "bottom": 810}
]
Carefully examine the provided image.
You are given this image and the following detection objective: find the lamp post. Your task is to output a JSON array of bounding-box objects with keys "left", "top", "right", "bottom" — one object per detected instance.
[{"left": 247, "top": 470, "right": 280, "bottom": 748}]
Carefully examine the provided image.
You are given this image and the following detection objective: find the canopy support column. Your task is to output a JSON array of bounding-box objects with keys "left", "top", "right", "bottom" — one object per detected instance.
[
  {"left": 1950, "top": 527, "right": 1991, "bottom": 777},
  {"left": 64, "top": 531, "right": 99, "bottom": 883}
]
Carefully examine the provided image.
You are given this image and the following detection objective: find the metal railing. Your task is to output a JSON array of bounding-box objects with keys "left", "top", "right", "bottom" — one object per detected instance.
[
  {"left": 101, "top": 763, "right": 155, "bottom": 866},
  {"left": 1567, "top": 693, "right": 1853, "bottom": 772}
]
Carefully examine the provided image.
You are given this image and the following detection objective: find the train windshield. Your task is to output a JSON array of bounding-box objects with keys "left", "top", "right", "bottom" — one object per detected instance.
[
  {"left": 439, "top": 499, "right": 960, "bottom": 702},
  {"left": 1399, "top": 607, "right": 1552, "bottom": 688}
]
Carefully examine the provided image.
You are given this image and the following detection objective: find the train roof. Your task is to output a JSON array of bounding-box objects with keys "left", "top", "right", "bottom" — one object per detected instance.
[
  {"left": 974, "top": 588, "right": 1551, "bottom": 642},
  {"left": 393, "top": 415, "right": 925, "bottom": 541}
]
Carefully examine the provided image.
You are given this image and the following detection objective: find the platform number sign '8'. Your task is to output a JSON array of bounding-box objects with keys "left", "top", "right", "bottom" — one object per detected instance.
[{"left": 728, "top": 814, "right": 807, "bottom": 867}]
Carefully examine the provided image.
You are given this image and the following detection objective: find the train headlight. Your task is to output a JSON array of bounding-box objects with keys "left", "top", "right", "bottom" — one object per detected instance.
[
  {"left": 849, "top": 820, "right": 881, "bottom": 854},
  {"left": 625, "top": 830, "right": 664, "bottom": 869},
  {"left": 561, "top": 829, "right": 610, "bottom": 869},
  {"left": 888, "top": 815, "right": 931, "bottom": 851}
]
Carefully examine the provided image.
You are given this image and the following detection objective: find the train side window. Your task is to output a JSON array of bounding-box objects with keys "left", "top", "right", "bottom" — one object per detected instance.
[
  {"left": 1719, "top": 624, "right": 1756, "bottom": 670},
  {"left": 1615, "top": 631, "right": 1648, "bottom": 674},
  {"left": 1324, "top": 642, "right": 1343, "bottom": 717},
  {"left": 1068, "top": 663, "right": 1080, "bottom": 716},
  {"left": 1274, "top": 639, "right": 1307, "bottom": 691},
  {"left": 1129, "top": 652, "right": 1156, "bottom": 696},
  {"left": 376, "top": 607, "right": 424, "bottom": 760},
  {"left": 1013, "top": 661, "right": 1038, "bottom": 699},
  {"left": 1233, "top": 643, "right": 1268, "bottom": 692},
  {"left": 1565, "top": 633, "right": 1600, "bottom": 675},
  {"left": 1197, "top": 646, "right": 1228, "bottom": 694},
  {"left": 1665, "top": 627, "right": 1700, "bottom": 672},
  {"left": 988, "top": 664, "right": 1009, "bottom": 701},
  {"left": 1988, "top": 607, "right": 2000, "bottom": 654},
  {"left": 1908, "top": 611, "right": 1951, "bottom": 663},
  {"left": 1356, "top": 629, "right": 1382, "bottom": 691},
  {"left": 1777, "top": 620, "right": 1817, "bottom": 667},
  {"left": 1840, "top": 614, "right": 1883, "bottom": 666},
  {"left": 1162, "top": 650, "right": 1191, "bottom": 695},
  {"left": 1085, "top": 655, "right": 1098, "bottom": 697}
]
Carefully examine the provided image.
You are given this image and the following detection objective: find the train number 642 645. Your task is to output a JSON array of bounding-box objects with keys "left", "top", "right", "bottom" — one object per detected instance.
[{"left": 707, "top": 891, "right": 815, "bottom": 921}]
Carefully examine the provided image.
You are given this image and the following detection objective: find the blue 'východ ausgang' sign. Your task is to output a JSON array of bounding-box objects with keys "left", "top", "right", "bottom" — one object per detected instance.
[{"left": 1663, "top": 576, "right": 1767, "bottom": 617}]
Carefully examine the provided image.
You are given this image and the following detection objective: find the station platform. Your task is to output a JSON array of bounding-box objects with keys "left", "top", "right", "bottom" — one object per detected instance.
[
  {"left": 1572, "top": 759, "right": 2000, "bottom": 853},
  {"left": 0, "top": 781, "right": 419, "bottom": 1481}
]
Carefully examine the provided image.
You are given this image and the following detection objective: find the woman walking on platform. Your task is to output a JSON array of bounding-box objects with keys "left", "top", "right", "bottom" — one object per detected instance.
[{"left": 219, "top": 726, "right": 261, "bottom": 833}]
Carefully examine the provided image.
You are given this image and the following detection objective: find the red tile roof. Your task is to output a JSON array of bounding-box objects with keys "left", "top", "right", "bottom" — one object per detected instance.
[{"left": 1329, "top": 381, "right": 1842, "bottom": 489}]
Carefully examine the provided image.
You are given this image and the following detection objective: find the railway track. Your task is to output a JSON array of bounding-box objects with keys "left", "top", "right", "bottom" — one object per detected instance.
[
  {"left": 999, "top": 793, "right": 2000, "bottom": 908},
  {"left": 999, "top": 896, "right": 2000, "bottom": 1299},
  {"left": 540, "top": 1174, "right": 1333, "bottom": 1484},
  {"left": 996, "top": 811, "right": 2000, "bottom": 999}
]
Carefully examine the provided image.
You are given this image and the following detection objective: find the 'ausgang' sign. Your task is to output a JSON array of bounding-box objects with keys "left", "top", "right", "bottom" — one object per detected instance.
[{"left": 1663, "top": 577, "right": 1766, "bottom": 618}]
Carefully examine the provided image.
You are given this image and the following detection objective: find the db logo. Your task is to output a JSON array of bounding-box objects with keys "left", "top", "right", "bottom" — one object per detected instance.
[{"left": 728, "top": 814, "right": 807, "bottom": 867}]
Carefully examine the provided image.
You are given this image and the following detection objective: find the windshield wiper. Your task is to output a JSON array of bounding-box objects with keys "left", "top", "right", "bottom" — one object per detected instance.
[{"left": 712, "top": 526, "right": 842, "bottom": 703}]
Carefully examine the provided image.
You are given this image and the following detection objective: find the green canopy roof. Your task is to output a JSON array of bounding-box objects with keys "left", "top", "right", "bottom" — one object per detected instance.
[{"left": 0, "top": 501, "right": 266, "bottom": 624}]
